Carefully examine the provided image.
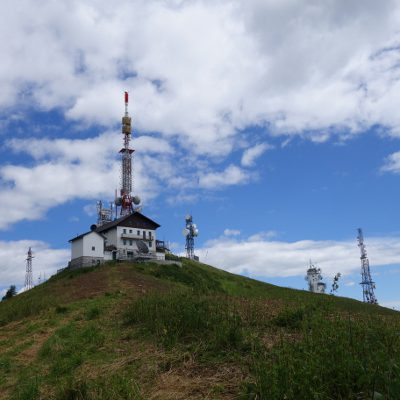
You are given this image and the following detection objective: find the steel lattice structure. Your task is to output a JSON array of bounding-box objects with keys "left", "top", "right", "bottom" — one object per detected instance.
[
  {"left": 25, "top": 247, "right": 34, "bottom": 290},
  {"left": 183, "top": 215, "right": 199, "bottom": 259},
  {"left": 119, "top": 91, "right": 135, "bottom": 216},
  {"left": 357, "top": 228, "right": 378, "bottom": 304}
]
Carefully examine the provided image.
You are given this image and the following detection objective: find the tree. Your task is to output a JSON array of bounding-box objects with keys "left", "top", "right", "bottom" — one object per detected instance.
[
  {"left": 330, "top": 273, "right": 341, "bottom": 295},
  {"left": 2, "top": 285, "right": 16, "bottom": 301}
]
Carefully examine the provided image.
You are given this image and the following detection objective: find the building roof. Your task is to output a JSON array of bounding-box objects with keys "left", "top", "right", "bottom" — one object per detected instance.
[
  {"left": 69, "top": 230, "right": 106, "bottom": 243},
  {"left": 96, "top": 212, "right": 160, "bottom": 233}
]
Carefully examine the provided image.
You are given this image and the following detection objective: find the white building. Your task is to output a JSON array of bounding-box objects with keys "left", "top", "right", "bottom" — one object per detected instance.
[{"left": 69, "top": 212, "right": 166, "bottom": 268}]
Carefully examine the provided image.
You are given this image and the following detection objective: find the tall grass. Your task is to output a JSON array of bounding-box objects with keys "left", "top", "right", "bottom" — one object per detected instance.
[
  {"left": 0, "top": 293, "right": 57, "bottom": 326},
  {"left": 125, "top": 291, "right": 244, "bottom": 350},
  {"left": 245, "top": 314, "right": 400, "bottom": 400},
  {"left": 54, "top": 374, "right": 142, "bottom": 400}
]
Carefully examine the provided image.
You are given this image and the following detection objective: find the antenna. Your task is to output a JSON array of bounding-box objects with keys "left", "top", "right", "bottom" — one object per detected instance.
[
  {"left": 115, "top": 91, "right": 141, "bottom": 216},
  {"left": 183, "top": 214, "right": 199, "bottom": 259},
  {"left": 357, "top": 228, "right": 378, "bottom": 304},
  {"left": 96, "top": 200, "right": 113, "bottom": 226},
  {"left": 97, "top": 92, "right": 141, "bottom": 221},
  {"left": 25, "top": 247, "right": 34, "bottom": 290},
  {"left": 305, "top": 260, "right": 326, "bottom": 293}
]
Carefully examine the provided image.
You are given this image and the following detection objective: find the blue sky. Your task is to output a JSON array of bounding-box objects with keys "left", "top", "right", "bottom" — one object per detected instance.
[{"left": 1, "top": 0, "right": 400, "bottom": 309}]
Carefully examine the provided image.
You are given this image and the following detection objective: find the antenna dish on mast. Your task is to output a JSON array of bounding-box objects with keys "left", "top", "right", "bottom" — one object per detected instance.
[
  {"left": 132, "top": 195, "right": 141, "bottom": 205},
  {"left": 137, "top": 240, "right": 149, "bottom": 254},
  {"left": 182, "top": 228, "right": 189, "bottom": 237}
]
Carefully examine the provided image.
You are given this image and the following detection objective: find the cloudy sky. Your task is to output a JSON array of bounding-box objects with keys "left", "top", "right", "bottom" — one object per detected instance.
[{"left": 1, "top": 0, "right": 400, "bottom": 309}]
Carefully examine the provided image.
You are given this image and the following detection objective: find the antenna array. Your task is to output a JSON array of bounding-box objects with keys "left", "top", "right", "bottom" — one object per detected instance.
[{"left": 182, "top": 214, "right": 199, "bottom": 259}]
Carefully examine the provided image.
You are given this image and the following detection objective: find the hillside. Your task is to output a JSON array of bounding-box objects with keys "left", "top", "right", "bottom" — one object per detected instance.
[{"left": 0, "top": 259, "right": 399, "bottom": 400}]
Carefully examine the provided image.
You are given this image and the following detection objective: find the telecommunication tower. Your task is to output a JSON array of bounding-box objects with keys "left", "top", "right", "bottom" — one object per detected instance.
[
  {"left": 24, "top": 247, "right": 34, "bottom": 290},
  {"left": 357, "top": 228, "right": 378, "bottom": 304},
  {"left": 114, "top": 92, "right": 140, "bottom": 216},
  {"left": 96, "top": 200, "right": 113, "bottom": 226},
  {"left": 182, "top": 215, "right": 199, "bottom": 259},
  {"left": 305, "top": 260, "right": 326, "bottom": 293}
]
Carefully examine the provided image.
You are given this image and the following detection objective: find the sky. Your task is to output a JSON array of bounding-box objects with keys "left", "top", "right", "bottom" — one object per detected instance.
[{"left": 1, "top": 0, "right": 400, "bottom": 309}]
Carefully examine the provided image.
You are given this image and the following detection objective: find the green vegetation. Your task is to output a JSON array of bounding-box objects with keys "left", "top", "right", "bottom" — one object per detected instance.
[
  {"left": 1, "top": 285, "right": 16, "bottom": 301},
  {"left": 0, "top": 259, "right": 399, "bottom": 399}
]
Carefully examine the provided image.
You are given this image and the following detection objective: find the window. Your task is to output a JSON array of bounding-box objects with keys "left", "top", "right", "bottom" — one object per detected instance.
[
  {"left": 143, "top": 231, "right": 146, "bottom": 239},
  {"left": 123, "top": 229, "right": 126, "bottom": 234},
  {"left": 137, "top": 230, "right": 140, "bottom": 235},
  {"left": 92, "top": 246, "right": 95, "bottom": 251},
  {"left": 123, "top": 240, "right": 127, "bottom": 245},
  {"left": 129, "top": 229, "right": 132, "bottom": 233},
  {"left": 149, "top": 232, "right": 152, "bottom": 240},
  {"left": 149, "top": 241, "right": 152, "bottom": 247},
  {"left": 129, "top": 240, "right": 133, "bottom": 246}
]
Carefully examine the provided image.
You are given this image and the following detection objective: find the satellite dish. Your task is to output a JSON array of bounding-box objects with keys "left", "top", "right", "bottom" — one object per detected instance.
[
  {"left": 185, "top": 214, "right": 192, "bottom": 221},
  {"left": 136, "top": 240, "right": 149, "bottom": 254},
  {"left": 132, "top": 195, "right": 141, "bottom": 205},
  {"left": 182, "top": 228, "right": 189, "bottom": 237},
  {"left": 194, "top": 228, "right": 199, "bottom": 236},
  {"left": 192, "top": 224, "right": 197, "bottom": 229},
  {"left": 90, "top": 224, "right": 98, "bottom": 231}
]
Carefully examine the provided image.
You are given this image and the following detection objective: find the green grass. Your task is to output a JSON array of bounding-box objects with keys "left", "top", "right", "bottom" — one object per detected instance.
[
  {"left": 246, "top": 314, "right": 400, "bottom": 399},
  {"left": 0, "top": 258, "right": 399, "bottom": 399},
  {"left": 125, "top": 290, "right": 245, "bottom": 351}
]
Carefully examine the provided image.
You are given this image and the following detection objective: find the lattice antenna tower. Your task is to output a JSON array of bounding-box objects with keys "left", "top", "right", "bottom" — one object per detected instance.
[
  {"left": 357, "top": 228, "right": 378, "bottom": 304},
  {"left": 115, "top": 92, "right": 141, "bottom": 216},
  {"left": 25, "top": 247, "right": 34, "bottom": 290},
  {"left": 182, "top": 215, "right": 199, "bottom": 259}
]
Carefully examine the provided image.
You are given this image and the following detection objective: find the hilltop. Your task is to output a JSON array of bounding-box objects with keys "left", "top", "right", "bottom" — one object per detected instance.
[{"left": 0, "top": 259, "right": 399, "bottom": 399}]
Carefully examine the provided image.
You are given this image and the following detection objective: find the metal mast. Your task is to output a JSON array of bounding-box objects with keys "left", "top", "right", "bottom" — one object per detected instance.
[
  {"left": 118, "top": 91, "right": 135, "bottom": 216},
  {"left": 357, "top": 228, "right": 378, "bottom": 304},
  {"left": 183, "top": 215, "right": 199, "bottom": 259},
  {"left": 24, "top": 247, "right": 34, "bottom": 290}
]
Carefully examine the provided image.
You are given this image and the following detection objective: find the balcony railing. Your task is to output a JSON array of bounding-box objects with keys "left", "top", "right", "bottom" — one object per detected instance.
[{"left": 120, "top": 232, "right": 153, "bottom": 240}]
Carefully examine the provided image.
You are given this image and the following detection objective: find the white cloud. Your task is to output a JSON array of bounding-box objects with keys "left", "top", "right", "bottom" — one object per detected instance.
[
  {"left": 198, "top": 233, "right": 400, "bottom": 278},
  {"left": 248, "top": 230, "right": 278, "bottom": 241},
  {"left": 381, "top": 151, "right": 400, "bottom": 174},
  {"left": 241, "top": 143, "right": 272, "bottom": 167},
  {"left": 199, "top": 164, "right": 253, "bottom": 189},
  {"left": 224, "top": 229, "right": 241, "bottom": 236},
  {"left": 0, "top": 132, "right": 178, "bottom": 229},
  {"left": 0, "top": 240, "right": 69, "bottom": 288},
  {"left": 1, "top": 0, "right": 400, "bottom": 150},
  {"left": 2, "top": 1, "right": 400, "bottom": 228}
]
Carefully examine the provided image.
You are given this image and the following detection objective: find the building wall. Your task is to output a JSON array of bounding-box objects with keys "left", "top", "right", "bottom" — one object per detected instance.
[
  {"left": 103, "top": 228, "right": 118, "bottom": 248},
  {"left": 71, "top": 239, "right": 83, "bottom": 260},
  {"left": 116, "top": 226, "right": 157, "bottom": 253},
  {"left": 69, "top": 256, "right": 104, "bottom": 269},
  {"left": 82, "top": 232, "right": 104, "bottom": 258}
]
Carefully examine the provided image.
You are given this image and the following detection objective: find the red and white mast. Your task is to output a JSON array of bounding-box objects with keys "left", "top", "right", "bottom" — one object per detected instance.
[
  {"left": 116, "top": 91, "right": 135, "bottom": 216},
  {"left": 115, "top": 92, "right": 141, "bottom": 216}
]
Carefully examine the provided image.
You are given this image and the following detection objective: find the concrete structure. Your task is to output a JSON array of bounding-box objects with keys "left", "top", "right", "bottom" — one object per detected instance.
[{"left": 69, "top": 212, "right": 166, "bottom": 269}]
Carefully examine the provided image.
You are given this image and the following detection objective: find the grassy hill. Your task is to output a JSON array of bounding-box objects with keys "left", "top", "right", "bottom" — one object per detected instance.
[{"left": 0, "top": 259, "right": 399, "bottom": 399}]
